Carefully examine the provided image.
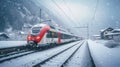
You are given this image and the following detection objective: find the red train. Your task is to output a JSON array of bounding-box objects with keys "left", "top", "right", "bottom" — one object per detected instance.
[{"left": 27, "top": 23, "right": 77, "bottom": 47}]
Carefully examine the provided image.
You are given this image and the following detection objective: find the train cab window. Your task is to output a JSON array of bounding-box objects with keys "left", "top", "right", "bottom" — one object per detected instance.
[{"left": 32, "top": 27, "right": 42, "bottom": 33}]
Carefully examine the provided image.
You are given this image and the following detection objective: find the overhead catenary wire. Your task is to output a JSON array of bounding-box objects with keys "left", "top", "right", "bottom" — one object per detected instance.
[
  {"left": 37, "top": 0, "right": 69, "bottom": 29},
  {"left": 62, "top": 0, "right": 77, "bottom": 21},
  {"left": 88, "top": 0, "right": 99, "bottom": 38},
  {"left": 51, "top": 0, "right": 75, "bottom": 24},
  {"left": 62, "top": 0, "right": 78, "bottom": 26},
  {"left": 51, "top": 0, "right": 99, "bottom": 38},
  {"left": 92, "top": 0, "right": 99, "bottom": 23}
]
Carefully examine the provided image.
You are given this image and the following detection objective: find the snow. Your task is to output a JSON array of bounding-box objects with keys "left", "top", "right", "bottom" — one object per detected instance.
[
  {"left": 0, "top": 41, "right": 27, "bottom": 49},
  {"left": 0, "top": 51, "right": 33, "bottom": 62},
  {"left": 23, "top": 23, "right": 32, "bottom": 28},
  {"left": 6, "top": 31, "right": 27, "bottom": 41},
  {"left": 0, "top": 41, "right": 80, "bottom": 67},
  {"left": 104, "top": 40, "right": 120, "bottom": 48},
  {"left": 0, "top": 32, "right": 7, "bottom": 35},
  {"left": 41, "top": 41, "right": 83, "bottom": 67},
  {"left": 32, "top": 23, "right": 47, "bottom": 28},
  {"left": 88, "top": 40, "right": 120, "bottom": 67},
  {"left": 1, "top": 40, "right": 119, "bottom": 67},
  {"left": 22, "top": 6, "right": 31, "bottom": 15},
  {"left": 64, "top": 41, "right": 93, "bottom": 67},
  {"left": 105, "top": 29, "right": 120, "bottom": 36},
  {"left": 19, "top": 11, "right": 26, "bottom": 18},
  {"left": 5, "top": 27, "right": 12, "bottom": 33},
  {"left": 113, "top": 29, "right": 120, "bottom": 31},
  {"left": 100, "top": 29, "right": 105, "bottom": 32},
  {"left": 105, "top": 32, "right": 120, "bottom": 36}
]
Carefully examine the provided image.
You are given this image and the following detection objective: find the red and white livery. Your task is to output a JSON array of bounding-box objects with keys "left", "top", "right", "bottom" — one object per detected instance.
[{"left": 27, "top": 23, "right": 76, "bottom": 47}]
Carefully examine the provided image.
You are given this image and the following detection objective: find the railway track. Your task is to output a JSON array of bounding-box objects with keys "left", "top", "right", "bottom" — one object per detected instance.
[
  {"left": 0, "top": 49, "right": 31, "bottom": 58},
  {"left": 0, "top": 41, "right": 76, "bottom": 59},
  {"left": 0, "top": 46, "right": 54, "bottom": 63},
  {"left": 0, "top": 49, "right": 39, "bottom": 63},
  {"left": 0, "top": 41, "right": 80, "bottom": 64},
  {"left": 0, "top": 46, "right": 27, "bottom": 55},
  {"left": 0, "top": 41, "right": 86, "bottom": 67},
  {"left": 33, "top": 41, "right": 85, "bottom": 67}
]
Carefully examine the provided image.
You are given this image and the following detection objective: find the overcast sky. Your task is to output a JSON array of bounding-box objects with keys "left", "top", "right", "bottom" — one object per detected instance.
[{"left": 32, "top": 0, "right": 120, "bottom": 38}]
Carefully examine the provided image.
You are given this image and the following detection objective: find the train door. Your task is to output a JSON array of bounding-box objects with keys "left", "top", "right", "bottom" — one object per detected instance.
[
  {"left": 46, "top": 31, "right": 53, "bottom": 44},
  {"left": 58, "top": 32, "right": 61, "bottom": 44}
]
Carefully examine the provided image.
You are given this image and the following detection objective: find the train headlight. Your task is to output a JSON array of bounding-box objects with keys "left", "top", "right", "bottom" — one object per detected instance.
[
  {"left": 36, "top": 36, "right": 40, "bottom": 39},
  {"left": 28, "top": 36, "right": 31, "bottom": 40}
]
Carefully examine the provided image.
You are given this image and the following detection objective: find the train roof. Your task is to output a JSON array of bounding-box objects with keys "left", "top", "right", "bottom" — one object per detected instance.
[
  {"left": 32, "top": 23, "right": 47, "bottom": 28},
  {"left": 32, "top": 23, "right": 75, "bottom": 36},
  {"left": 54, "top": 26, "right": 72, "bottom": 35}
]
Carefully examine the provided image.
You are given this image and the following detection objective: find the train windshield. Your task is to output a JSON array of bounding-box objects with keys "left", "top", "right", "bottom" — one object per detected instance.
[{"left": 32, "top": 27, "right": 42, "bottom": 33}]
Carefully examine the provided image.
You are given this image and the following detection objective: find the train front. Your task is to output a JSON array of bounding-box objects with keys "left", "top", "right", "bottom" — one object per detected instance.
[{"left": 27, "top": 26, "right": 42, "bottom": 47}]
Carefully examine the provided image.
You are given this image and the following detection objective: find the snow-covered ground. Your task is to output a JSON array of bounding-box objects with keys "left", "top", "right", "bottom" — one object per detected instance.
[
  {"left": 88, "top": 40, "right": 120, "bottom": 67},
  {"left": 0, "top": 41, "right": 80, "bottom": 67},
  {"left": 94, "top": 40, "right": 120, "bottom": 48},
  {"left": 0, "top": 41, "right": 27, "bottom": 49},
  {"left": 40, "top": 40, "right": 83, "bottom": 67},
  {"left": 1, "top": 40, "right": 119, "bottom": 67},
  {"left": 65, "top": 41, "right": 93, "bottom": 67}
]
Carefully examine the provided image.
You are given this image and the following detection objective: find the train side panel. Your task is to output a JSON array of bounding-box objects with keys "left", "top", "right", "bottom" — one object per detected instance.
[{"left": 45, "top": 31, "right": 61, "bottom": 44}]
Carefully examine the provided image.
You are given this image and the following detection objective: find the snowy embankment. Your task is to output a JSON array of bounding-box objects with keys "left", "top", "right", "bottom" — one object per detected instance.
[
  {"left": 0, "top": 41, "right": 80, "bottom": 67},
  {"left": 0, "top": 41, "right": 27, "bottom": 49},
  {"left": 88, "top": 40, "right": 120, "bottom": 67},
  {"left": 65, "top": 41, "right": 94, "bottom": 67}
]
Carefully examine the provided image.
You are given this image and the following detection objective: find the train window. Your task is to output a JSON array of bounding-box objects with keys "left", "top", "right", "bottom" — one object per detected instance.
[
  {"left": 61, "top": 34, "right": 65, "bottom": 39},
  {"left": 46, "top": 31, "right": 52, "bottom": 38},
  {"left": 32, "top": 27, "right": 41, "bottom": 33},
  {"left": 46, "top": 31, "right": 58, "bottom": 38},
  {"left": 54, "top": 32, "right": 58, "bottom": 38},
  {"left": 61, "top": 34, "right": 72, "bottom": 39}
]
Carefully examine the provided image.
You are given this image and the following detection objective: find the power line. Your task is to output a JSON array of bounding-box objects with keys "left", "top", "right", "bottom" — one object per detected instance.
[
  {"left": 88, "top": 0, "right": 99, "bottom": 38},
  {"left": 92, "top": 0, "right": 99, "bottom": 23},
  {"left": 40, "top": 9, "right": 42, "bottom": 23},
  {"left": 62, "top": 0, "right": 78, "bottom": 25},
  {"left": 51, "top": 0, "right": 75, "bottom": 23}
]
